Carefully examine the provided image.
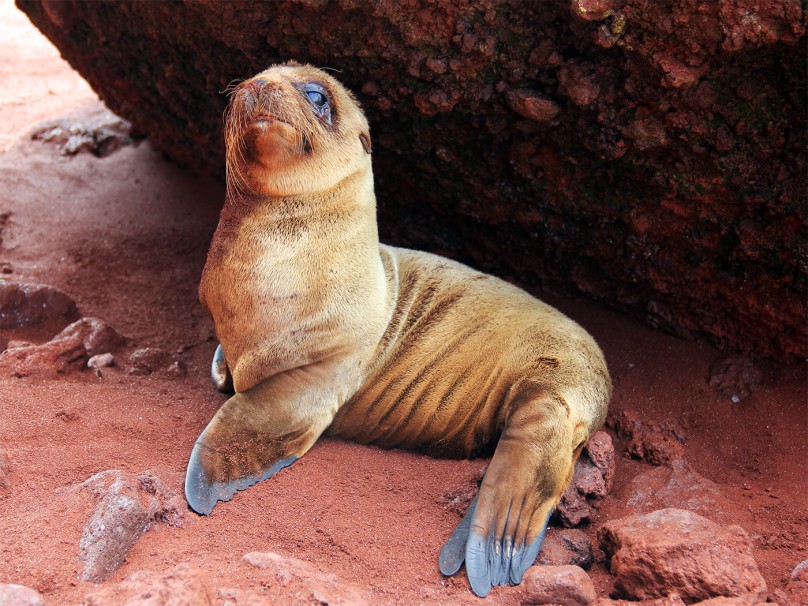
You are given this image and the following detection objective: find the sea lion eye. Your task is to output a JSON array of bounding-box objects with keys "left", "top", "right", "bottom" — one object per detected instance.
[
  {"left": 306, "top": 90, "right": 326, "bottom": 107},
  {"left": 302, "top": 83, "right": 331, "bottom": 124}
]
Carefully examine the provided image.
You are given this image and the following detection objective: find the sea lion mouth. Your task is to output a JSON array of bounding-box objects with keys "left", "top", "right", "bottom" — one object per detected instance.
[{"left": 249, "top": 114, "right": 293, "bottom": 128}]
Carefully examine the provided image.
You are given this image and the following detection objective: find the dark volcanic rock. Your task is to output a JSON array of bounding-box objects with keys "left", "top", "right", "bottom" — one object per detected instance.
[
  {"left": 537, "top": 528, "right": 594, "bottom": 569},
  {"left": 556, "top": 430, "right": 615, "bottom": 526},
  {"left": 16, "top": 0, "right": 807, "bottom": 361},
  {"left": 708, "top": 354, "right": 763, "bottom": 403},
  {"left": 608, "top": 410, "right": 684, "bottom": 466}
]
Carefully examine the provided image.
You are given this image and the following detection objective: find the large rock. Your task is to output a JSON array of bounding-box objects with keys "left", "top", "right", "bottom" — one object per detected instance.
[
  {"left": 598, "top": 508, "right": 768, "bottom": 602},
  {"left": 15, "top": 0, "right": 806, "bottom": 361}
]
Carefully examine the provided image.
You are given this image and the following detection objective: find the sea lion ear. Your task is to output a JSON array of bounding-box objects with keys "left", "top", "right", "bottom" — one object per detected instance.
[{"left": 359, "top": 132, "right": 372, "bottom": 155}]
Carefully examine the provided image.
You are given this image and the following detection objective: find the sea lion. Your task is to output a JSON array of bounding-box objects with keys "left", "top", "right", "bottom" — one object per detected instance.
[{"left": 185, "top": 62, "right": 611, "bottom": 597}]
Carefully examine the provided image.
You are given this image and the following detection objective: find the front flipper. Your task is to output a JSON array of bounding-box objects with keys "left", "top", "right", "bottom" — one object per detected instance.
[
  {"left": 210, "top": 344, "right": 235, "bottom": 395},
  {"left": 185, "top": 365, "right": 341, "bottom": 515},
  {"left": 439, "top": 396, "right": 580, "bottom": 597}
]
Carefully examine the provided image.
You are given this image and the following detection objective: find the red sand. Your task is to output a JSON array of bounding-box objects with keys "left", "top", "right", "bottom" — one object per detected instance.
[{"left": 0, "top": 2, "right": 805, "bottom": 603}]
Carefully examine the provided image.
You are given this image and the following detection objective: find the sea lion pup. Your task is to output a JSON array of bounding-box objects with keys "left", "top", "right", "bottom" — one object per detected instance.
[{"left": 185, "top": 62, "right": 611, "bottom": 597}]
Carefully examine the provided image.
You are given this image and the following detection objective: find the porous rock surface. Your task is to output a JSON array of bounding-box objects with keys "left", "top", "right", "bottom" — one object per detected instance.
[
  {"left": 537, "top": 528, "right": 594, "bottom": 569},
  {"left": 522, "top": 564, "right": 596, "bottom": 606},
  {"left": 16, "top": 0, "right": 806, "bottom": 361},
  {"left": 556, "top": 430, "right": 615, "bottom": 526},
  {"left": 0, "top": 280, "right": 77, "bottom": 329},
  {"left": 75, "top": 470, "right": 186, "bottom": 582},
  {"left": 598, "top": 508, "right": 768, "bottom": 602},
  {"left": 0, "top": 316, "right": 125, "bottom": 377}
]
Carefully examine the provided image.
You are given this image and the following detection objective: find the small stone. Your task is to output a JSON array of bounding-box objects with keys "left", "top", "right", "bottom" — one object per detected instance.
[
  {"left": 164, "top": 360, "right": 186, "bottom": 377},
  {"left": 537, "top": 528, "right": 594, "bottom": 568},
  {"left": 80, "top": 564, "right": 211, "bottom": 605},
  {"left": 598, "top": 508, "right": 768, "bottom": 602},
  {"left": 657, "top": 55, "right": 706, "bottom": 89},
  {"left": 623, "top": 117, "right": 670, "bottom": 150},
  {"left": 57, "top": 317, "right": 125, "bottom": 358},
  {"left": 558, "top": 61, "right": 600, "bottom": 107},
  {"left": 522, "top": 565, "right": 596, "bottom": 605},
  {"left": 0, "top": 331, "right": 87, "bottom": 377},
  {"left": 31, "top": 110, "right": 135, "bottom": 158},
  {"left": 0, "top": 281, "right": 77, "bottom": 328},
  {"left": 88, "top": 352, "right": 115, "bottom": 369},
  {"left": 708, "top": 354, "right": 762, "bottom": 403},
  {"left": 0, "top": 317, "right": 124, "bottom": 378},
  {"left": 126, "top": 347, "right": 173, "bottom": 375},
  {"left": 79, "top": 486, "right": 151, "bottom": 582},
  {"left": 0, "top": 584, "right": 46, "bottom": 606},
  {"left": 570, "top": 0, "right": 615, "bottom": 22},
  {"left": 505, "top": 89, "right": 561, "bottom": 122}
]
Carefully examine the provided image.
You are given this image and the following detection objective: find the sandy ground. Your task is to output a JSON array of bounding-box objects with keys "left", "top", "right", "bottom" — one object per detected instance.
[{"left": 0, "top": 2, "right": 805, "bottom": 604}]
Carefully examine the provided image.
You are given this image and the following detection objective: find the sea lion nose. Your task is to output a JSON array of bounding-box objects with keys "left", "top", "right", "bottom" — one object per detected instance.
[{"left": 246, "top": 78, "right": 267, "bottom": 96}]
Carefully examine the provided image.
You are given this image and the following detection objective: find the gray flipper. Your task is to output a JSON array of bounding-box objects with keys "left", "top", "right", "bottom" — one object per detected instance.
[
  {"left": 211, "top": 343, "right": 235, "bottom": 395},
  {"left": 438, "top": 496, "right": 478, "bottom": 576},
  {"left": 439, "top": 502, "right": 551, "bottom": 598},
  {"left": 185, "top": 366, "right": 338, "bottom": 516},
  {"left": 185, "top": 446, "right": 296, "bottom": 515}
]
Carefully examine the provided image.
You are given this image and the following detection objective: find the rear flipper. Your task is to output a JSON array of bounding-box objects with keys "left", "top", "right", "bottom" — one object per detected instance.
[
  {"left": 439, "top": 396, "right": 584, "bottom": 597},
  {"left": 185, "top": 364, "right": 341, "bottom": 515}
]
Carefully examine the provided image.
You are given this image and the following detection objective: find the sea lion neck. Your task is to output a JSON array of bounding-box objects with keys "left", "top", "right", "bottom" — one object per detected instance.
[{"left": 224, "top": 161, "right": 376, "bottom": 217}]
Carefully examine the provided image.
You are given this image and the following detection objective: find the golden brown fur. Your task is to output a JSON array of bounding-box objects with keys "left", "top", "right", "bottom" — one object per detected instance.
[{"left": 186, "top": 62, "right": 611, "bottom": 598}]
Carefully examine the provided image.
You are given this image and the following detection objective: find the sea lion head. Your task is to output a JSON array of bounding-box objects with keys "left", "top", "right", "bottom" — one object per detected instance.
[{"left": 225, "top": 62, "right": 372, "bottom": 198}]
